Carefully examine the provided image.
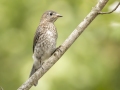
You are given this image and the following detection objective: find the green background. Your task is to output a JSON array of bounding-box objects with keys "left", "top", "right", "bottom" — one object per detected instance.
[{"left": 0, "top": 0, "right": 120, "bottom": 90}]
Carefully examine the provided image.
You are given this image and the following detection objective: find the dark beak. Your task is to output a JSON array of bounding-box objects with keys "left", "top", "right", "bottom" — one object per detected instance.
[{"left": 56, "top": 14, "right": 63, "bottom": 17}]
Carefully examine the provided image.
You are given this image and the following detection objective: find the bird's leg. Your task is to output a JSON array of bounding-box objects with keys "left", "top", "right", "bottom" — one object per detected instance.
[
  {"left": 40, "top": 60, "right": 44, "bottom": 71},
  {"left": 51, "top": 45, "right": 62, "bottom": 55},
  {"left": 56, "top": 45, "right": 62, "bottom": 52},
  {"left": 51, "top": 45, "right": 62, "bottom": 59}
]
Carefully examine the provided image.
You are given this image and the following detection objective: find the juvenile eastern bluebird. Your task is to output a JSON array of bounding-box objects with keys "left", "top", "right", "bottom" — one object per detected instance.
[{"left": 29, "top": 10, "right": 62, "bottom": 86}]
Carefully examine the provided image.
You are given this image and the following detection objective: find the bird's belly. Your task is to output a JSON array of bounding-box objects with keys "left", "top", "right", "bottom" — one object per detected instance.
[
  {"left": 34, "top": 37, "right": 56, "bottom": 60},
  {"left": 41, "top": 41, "right": 56, "bottom": 61}
]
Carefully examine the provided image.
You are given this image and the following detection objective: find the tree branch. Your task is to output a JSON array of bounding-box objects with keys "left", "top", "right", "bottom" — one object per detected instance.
[
  {"left": 98, "top": 2, "right": 120, "bottom": 14},
  {"left": 0, "top": 86, "right": 3, "bottom": 90},
  {"left": 17, "top": 0, "right": 117, "bottom": 90}
]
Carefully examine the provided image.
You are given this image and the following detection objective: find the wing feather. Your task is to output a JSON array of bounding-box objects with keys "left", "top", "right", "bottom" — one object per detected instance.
[{"left": 33, "top": 26, "right": 41, "bottom": 53}]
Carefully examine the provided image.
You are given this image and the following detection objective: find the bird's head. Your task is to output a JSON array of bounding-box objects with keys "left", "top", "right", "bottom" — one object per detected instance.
[{"left": 40, "top": 10, "right": 62, "bottom": 23}]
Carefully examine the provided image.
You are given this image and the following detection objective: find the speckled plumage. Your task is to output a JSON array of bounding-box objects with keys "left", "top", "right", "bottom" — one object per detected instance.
[{"left": 29, "top": 10, "right": 62, "bottom": 86}]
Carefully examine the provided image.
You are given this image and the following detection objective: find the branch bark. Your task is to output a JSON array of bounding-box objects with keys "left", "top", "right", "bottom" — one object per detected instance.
[{"left": 17, "top": 0, "right": 118, "bottom": 90}]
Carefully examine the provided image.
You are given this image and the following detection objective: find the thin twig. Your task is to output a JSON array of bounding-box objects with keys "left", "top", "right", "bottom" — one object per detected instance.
[{"left": 98, "top": 2, "right": 120, "bottom": 14}]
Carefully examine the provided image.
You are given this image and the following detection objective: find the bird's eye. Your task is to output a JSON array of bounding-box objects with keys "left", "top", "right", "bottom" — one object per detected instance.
[{"left": 49, "top": 12, "right": 53, "bottom": 16}]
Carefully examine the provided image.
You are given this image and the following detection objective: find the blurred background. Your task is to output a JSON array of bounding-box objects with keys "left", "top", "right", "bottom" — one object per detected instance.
[{"left": 0, "top": 0, "right": 120, "bottom": 90}]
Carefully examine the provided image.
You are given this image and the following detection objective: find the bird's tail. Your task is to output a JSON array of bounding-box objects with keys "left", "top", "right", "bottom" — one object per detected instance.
[{"left": 29, "top": 65, "right": 38, "bottom": 86}]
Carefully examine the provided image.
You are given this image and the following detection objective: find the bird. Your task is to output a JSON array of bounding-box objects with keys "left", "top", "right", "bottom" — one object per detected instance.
[{"left": 29, "top": 10, "right": 62, "bottom": 86}]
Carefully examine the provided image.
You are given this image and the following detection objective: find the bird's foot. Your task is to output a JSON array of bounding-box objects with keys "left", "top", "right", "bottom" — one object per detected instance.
[
  {"left": 53, "top": 45, "right": 62, "bottom": 59},
  {"left": 52, "top": 45, "right": 62, "bottom": 55},
  {"left": 40, "top": 62, "right": 44, "bottom": 71}
]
